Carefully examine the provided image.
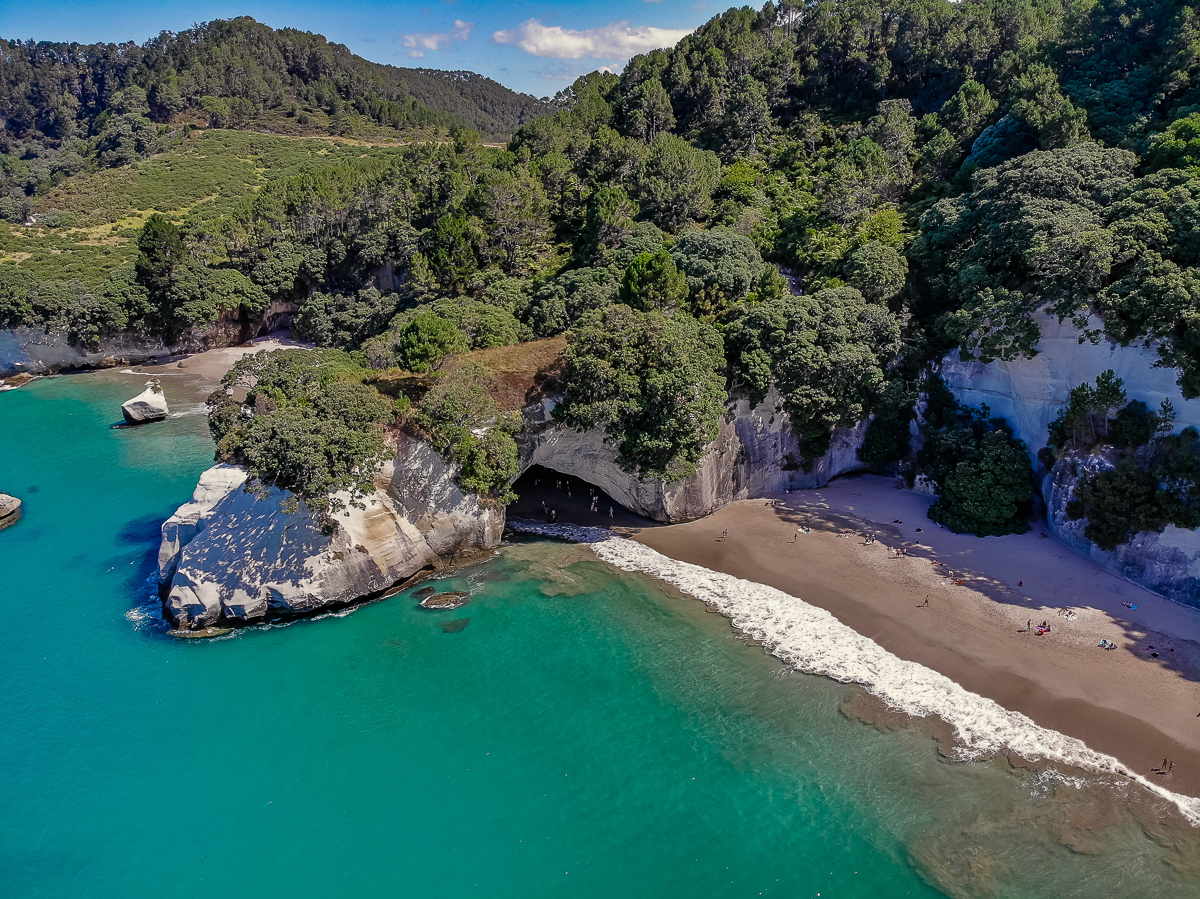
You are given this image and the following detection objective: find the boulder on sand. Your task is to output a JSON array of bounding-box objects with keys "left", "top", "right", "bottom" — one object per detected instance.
[
  {"left": 121, "top": 378, "right": 169, "bottom": 424},
  {"left": 0, "top": 493, "right": 21, "bottom": 528}
]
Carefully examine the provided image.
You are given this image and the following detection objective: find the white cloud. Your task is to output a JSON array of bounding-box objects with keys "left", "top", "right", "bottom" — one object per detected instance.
[
  {"left": 402, "top": 19, "right": 473, "bottom": 57},
  {"left": 492, "top": 19, "right": 691, "bottom": 60}
]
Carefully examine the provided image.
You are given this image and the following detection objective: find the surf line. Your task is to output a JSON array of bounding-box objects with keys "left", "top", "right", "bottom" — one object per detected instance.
[{"left": 589, "top": 536, "right": 1200, "bottom": 828}]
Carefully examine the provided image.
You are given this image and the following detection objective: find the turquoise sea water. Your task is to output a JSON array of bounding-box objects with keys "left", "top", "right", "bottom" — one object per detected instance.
[{"left": 2, "top": 372, "right": 1199, "bottom": 899}]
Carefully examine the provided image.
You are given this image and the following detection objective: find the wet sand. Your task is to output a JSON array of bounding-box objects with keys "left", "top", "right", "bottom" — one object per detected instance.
[{"left": 633, "top": 475, "right": 1200, "bottom": 801}]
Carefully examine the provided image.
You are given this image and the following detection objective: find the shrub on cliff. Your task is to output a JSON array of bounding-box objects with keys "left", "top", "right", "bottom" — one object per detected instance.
[
  {"left": 1066, "top": 455, "right": 1200, "bottom": 550},
  {"left": 724, "top": 286, "right": 904, "bottom": 466},
  {"left": 207, "top": 349, "right": 392, "bottom": 529},
  {"left": 414, "top": 361, "right": 519, "bottom": 504},
  {"left": 1053, "top": 376, "right": 1200, "bottom": 549},
  {"left": 555, "top": 304, "right": 726, "bottom": 481},
  {"left": 918, "top": 380, "right": 1033, "bottom": 537}
]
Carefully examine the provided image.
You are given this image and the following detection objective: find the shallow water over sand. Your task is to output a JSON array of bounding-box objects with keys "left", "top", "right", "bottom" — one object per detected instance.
[{"left": 2, "top": 374, "right": 1198, "bottom": 898}]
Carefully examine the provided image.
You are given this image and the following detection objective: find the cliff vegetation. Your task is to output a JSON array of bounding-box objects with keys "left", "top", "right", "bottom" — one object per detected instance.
[{"left": 8, "top": 0, "right": 1200, "bottom": 543}]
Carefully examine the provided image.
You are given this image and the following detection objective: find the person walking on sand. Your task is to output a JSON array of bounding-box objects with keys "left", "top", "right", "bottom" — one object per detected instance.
[
  {"left": 1169, "top": 761, "right": 1174, "bottom": 774},
  {"left": 919, "top": 597, "right": 930, "bottom": 607},
  {"left": 609, "top": 506, "right": 614, "bottom": 519},
  {"left": 1027, "top": 619, "right": 1032, "bottom": 634}
]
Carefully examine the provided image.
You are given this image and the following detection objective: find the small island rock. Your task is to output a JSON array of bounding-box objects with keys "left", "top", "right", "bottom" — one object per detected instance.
[
  {"left": 0, "top": 493, "right": 21, "bottom": 526},
  {"left": 419, "top": 591, "right": 470, "bottom": 610},
  {"left": 121, "top": 378, "right": 169, "bottom": 424}
]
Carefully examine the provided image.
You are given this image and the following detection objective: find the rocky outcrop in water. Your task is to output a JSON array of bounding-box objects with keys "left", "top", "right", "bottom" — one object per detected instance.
[
  {"left": 419, "top": 592, "right": 470, "bottom": 610},
  {"left": 0, "top": 493, "right": 21, "bottom": 528},
  {"left": 158, "top": 438, "right": 502, "bottom": 629},
  {"left": 1044, "top": 453, "right": 1200, "bottom": 607},
  {"left": 121, "top": 380, "right": 169, "bottom": 424},
  {"left": 517, "top": 386, "right": 869, "bottom": 522}
]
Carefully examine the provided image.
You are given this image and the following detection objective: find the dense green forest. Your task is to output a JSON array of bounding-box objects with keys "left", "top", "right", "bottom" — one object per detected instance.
[{"left": 7, "top": 0, "right": 1200, "bottom": 536}]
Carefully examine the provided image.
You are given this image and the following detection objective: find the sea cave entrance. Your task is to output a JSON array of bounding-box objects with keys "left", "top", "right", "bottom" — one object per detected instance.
[{"left": 508, "top": 465, "right": 659, "bottom": 529}]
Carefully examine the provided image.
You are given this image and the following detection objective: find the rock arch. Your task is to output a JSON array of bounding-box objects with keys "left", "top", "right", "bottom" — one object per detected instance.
[{"left": 515, "top": 391, "right": 870, "bottom": 523}]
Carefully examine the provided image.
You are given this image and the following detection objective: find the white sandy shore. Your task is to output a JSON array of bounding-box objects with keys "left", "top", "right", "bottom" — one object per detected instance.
[
  {"left": 628, "top": 474, "right": 1200, "bottom": 813},
  {"left": 137, "top": 333, "right": 312, "bottom": 383}
]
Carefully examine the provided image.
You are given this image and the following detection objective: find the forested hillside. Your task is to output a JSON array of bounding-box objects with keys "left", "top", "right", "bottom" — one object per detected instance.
[
  {"left": 6, "top": 0, "right": 1200, "bottom": 537},
  {"left": 0, "top": 16, "right": 548, "bottom": 217}
]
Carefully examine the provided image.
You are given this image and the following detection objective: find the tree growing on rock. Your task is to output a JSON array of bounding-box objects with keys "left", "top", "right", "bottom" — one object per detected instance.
[{"left": 556, "top": 304, "right": 727, "bottom": 481}]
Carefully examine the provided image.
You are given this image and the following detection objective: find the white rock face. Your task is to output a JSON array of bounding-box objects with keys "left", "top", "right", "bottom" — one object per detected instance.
[
  {"left": 941, "top": 311, "right": 1200, "bottom": 458},
  {"left": 1045, "top": 453, "right": 1200, "bottom": 605},
  {"left": 391, "top": 436, "right": 505, "bottom": 556},
  {"left": 0, "top": 492, "right": 21, "bottom": 525},
  {"left": 157, "top": 464, "right": 248, "bottom": 585},
  {"left": 159, "top": 444, "right": 502, "bottom": 629},
  {"left": 161, "top": 390, "right": 866, "bottom": 627},
  {"left": 943, "top": 312, "right": 1200, "bottom": 604},
  {"left": 518, "top": 387, "right": 868, "bottom": 522},
  {"left": 121, "top": 385, "right": 170, "bottom": 424}
]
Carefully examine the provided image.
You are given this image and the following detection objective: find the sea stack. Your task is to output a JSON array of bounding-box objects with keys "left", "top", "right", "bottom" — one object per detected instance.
[
  {"left": 121, "top": 378, "right": 169, "bottom": 424},
  {"left": 0, "top": 493, "right": 21, "bottom": 528}
]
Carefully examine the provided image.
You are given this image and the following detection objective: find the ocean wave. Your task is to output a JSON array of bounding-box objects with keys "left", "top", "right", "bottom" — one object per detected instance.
[
  {"left": 590, "top": 536, "right": 1200, "bottom": 827},
  {"left": 168, "top": 404, "right": 208, "bottom": 418}
]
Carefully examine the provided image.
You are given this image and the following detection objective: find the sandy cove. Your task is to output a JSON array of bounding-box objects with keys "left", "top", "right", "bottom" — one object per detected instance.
[
  {"left": 139, "top": 334, "right": 310, "bottom": 383},
  {"left": 632, "top": 474, "right": 1200, "bottom": 801}
]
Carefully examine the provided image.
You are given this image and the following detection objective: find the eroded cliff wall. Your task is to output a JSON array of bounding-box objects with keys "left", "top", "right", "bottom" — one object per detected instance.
[
  {"left": 942, "top": 312, "right": 1200, "bottom": 605},
  {"left": 1044, "top": 454, "right": 1200, "bottom": 607},
  {"left": 158, "top": 441, "right": 502, "bottom": 630},
  {"left": 160, "top": 391, "right": 867, "bottom": 627},
  {"left": 517, "top": 388, "right": 869, "bottom": 522},
  {"left": 0, "top": 303, "right": 297, "bottom": 378},
  {"left": 941, "top": 311, "right": 1200, "bottom": 459}
]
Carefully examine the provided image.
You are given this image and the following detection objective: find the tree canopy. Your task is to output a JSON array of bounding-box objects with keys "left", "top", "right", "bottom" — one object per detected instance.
[{"left": 555, "top": 305, "right": 727, "bottom": 481}]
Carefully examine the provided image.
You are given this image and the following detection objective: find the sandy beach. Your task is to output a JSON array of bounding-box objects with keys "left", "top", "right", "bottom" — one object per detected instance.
[
  {"left": 139, "top": 333, "right": 309, "bottom": 383},
  {"left": 631, "top": 475, "right": 1200, "bottom": 802}
]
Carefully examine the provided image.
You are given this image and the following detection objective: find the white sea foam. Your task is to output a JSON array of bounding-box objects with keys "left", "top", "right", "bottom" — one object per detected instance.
[
  {"left": 167, "top": 404, "right": 208, "bottom": 418},
  {"left": 590, "top": 536, "right": 1200, "bottom": 827}
]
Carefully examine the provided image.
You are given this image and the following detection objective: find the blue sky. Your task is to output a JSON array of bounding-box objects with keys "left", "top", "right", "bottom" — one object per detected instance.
[{"left": 0, "top": 0, "right": 738, "bottom": 97}]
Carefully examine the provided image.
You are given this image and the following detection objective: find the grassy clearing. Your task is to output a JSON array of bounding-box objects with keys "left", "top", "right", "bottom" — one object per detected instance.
[
  {"left": 463, "top": 336, "right": 566, "bottom": 410},
  {"left": 4, "top": 129, "right": 413, "bottom": 284}
]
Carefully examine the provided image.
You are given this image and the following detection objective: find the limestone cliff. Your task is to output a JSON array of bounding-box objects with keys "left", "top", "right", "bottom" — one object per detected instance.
[
  {"left": 941, "top": 311, "right": 1200, "bottom": 605},
  {"left": 0, "top": 303, "right": 297, "bottom": 378},
  {"left": 517, "top": 387, "right": 869, "bottom": 522},
  {"left": 160, "top": 388, "right": 866, "bottom": 627},
  {"left": 1044, "top": 453, "right": 1200, "bottom": 607},
  {"left": 941, "top": 311, "right": 1200, "bottom": 460},
  {"left": 158, "top": 439, "right": 502, "bottom": 629}
]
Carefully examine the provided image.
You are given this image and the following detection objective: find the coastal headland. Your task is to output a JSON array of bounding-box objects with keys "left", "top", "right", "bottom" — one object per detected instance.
[
  {"left": 632, "top": 475, "right": 1200, "bottom": 803},
  {"left": 108, "top": 334, "right": 1200, "bottom": 812}
]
